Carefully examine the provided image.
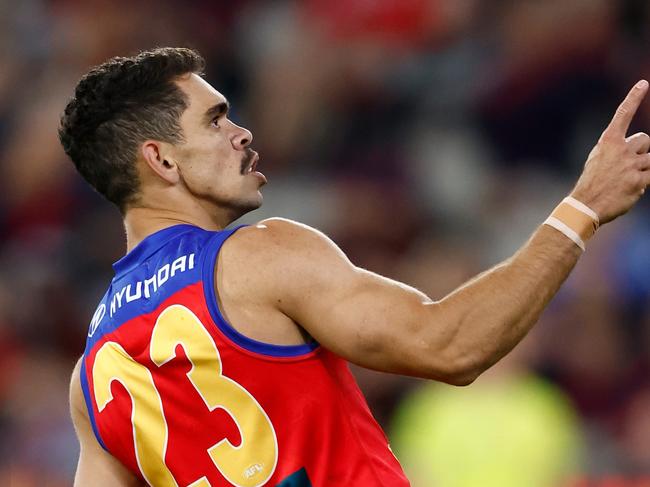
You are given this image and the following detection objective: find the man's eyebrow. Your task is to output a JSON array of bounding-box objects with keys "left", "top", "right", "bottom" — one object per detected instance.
[{"left": 203, "top": 101, "right": 230, "bottom": 124}]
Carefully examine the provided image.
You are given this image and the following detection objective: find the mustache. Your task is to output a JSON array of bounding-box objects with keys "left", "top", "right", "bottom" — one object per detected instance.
[{"left": 240, "top": 148, "right": 256, "bottom": 174}]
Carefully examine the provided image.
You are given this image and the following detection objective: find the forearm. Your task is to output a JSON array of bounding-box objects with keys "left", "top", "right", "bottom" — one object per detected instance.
[{"left": 430, "top": 223, "right": 582, "bottom": 383}]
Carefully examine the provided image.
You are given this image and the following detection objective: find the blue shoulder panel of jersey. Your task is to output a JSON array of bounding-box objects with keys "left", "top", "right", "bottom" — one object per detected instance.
[
  {"left": 84, "top": 222, "right": 319, "bottom": 362},
  {"left": 84, "top": 224, "right": 211, "bottom": 350}
]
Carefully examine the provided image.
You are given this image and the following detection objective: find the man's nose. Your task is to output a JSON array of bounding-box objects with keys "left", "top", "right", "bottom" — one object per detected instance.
[{"left": 231, "top": 123, "right": 253, "bottom": 150}]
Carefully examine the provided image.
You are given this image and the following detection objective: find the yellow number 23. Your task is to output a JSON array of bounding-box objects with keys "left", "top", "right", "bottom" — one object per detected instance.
[{"left": 92, "top": 304, "right": 278, "bottom": 487}]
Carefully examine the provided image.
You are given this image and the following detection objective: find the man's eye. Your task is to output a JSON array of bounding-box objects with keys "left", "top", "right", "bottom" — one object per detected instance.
[{"left": 212, "top": 118, "right": 220, "bottom": 128}]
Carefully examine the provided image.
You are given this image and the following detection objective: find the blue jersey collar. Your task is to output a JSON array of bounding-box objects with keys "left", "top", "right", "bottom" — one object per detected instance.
[{"left": 112, "top": 224, "right": 199, "bottom": 277}]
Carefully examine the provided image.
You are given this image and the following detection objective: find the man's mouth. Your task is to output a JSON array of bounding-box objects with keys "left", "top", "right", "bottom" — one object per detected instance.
[
  {"left": 247, "top": 153, "right": 259, "bottom": 173},
  {"left": 242, "top": 150, "right": 259, "bottom": 174}
]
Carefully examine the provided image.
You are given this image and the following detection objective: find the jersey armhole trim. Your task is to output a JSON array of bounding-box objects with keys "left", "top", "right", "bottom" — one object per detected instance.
[
  {"left": 201, "top": 225, "right": 320, "bottom": 358},
  {"left": 80, "top": 358, "right": 108, "bottom": 451}
]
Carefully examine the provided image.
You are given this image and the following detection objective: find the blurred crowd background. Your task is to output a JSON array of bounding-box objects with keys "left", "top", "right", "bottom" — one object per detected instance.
[{"left": 1, "top": 0, "right": 649, "bottom": 485}]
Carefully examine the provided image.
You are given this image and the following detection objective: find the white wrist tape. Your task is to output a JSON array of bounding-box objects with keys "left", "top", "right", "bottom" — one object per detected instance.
[
  {"left": 543, "top": 197, "right": 599, "bottom": 251},
  {"left": 563, "top": 196, "right": 599, "bottom": 222}
]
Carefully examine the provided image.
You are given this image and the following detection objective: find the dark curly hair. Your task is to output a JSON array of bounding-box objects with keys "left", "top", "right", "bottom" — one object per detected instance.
[{"left": 59, "top": 47, "right": 206, "bottom": 212}]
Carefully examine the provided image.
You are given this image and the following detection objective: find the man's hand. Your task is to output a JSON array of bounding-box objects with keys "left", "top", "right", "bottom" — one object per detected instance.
[{"left": 572, "top": 80, "right": 650, "bottom": 224}]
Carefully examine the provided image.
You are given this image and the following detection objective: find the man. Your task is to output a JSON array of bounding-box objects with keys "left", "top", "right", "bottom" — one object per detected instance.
[{"left": 60, "top": 47, "right": 649, "bottom": 486}]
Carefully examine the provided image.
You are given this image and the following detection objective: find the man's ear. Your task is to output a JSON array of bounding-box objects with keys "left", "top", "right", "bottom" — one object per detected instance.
[{"left": 141, "top": 141, "right": 180, "bottom": 184}]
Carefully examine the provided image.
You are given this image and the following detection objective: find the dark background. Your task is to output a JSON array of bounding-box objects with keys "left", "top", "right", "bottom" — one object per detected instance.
[{"left": 0, "top": 1, "right": 649, "bottom": 485}]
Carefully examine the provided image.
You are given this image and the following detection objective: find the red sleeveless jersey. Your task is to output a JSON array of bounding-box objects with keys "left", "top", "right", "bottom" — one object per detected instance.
[{"left": 80, "top": 224, "right": 410, "bottom": 486}]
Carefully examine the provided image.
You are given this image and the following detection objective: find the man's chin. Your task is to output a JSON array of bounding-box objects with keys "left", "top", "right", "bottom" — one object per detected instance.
[{"left": 250, "top": 190, "right": 264, "bottom": 209}]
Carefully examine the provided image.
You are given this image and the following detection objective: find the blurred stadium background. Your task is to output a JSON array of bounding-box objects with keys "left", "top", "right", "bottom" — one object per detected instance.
[{"left": 1, "top": 0, "right": 649, "bottom": 485}]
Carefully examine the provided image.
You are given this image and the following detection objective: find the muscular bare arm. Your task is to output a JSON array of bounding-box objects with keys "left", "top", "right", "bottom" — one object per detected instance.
[
  {"left": 230, "top": 218, "right": 579, "bottom": 385},
  {"left": 69, "top": 359, "right": 144, "bottom": 487},
  {"left": 227, "top": 81, "right": 650, "bottom": 386}
]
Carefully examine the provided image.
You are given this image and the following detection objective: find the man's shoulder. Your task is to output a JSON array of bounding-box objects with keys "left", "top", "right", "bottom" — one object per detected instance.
[
  {"left": 230, "top": 217, "right": 332, "bottom": 254},
  {"left": 244, "top": 217, "right": 322, "bottom": 237},
  {"left": 220, "top": 217, "right": 345, "bottom": 284}
]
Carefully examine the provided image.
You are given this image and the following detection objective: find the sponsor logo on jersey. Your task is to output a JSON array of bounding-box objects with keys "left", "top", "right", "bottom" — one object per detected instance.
[
  {"left": 88, "top": 303, "right": 106, "bottom": 337},
  {"left": 109, "top": 253, "right": 195, "bottom": 317}
]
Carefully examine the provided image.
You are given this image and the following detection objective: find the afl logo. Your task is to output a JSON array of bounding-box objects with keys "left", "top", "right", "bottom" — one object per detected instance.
[{"left": 88, "top": 304, "right": 106, "bottom": 337}]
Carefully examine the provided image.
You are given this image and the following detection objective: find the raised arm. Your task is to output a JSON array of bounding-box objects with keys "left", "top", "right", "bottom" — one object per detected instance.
[
  {"left": 230, "top": 80, "right": 649, "bottom": 386},
  {"left": 69, "top": 359, "right": 144, "bottom": 487}
]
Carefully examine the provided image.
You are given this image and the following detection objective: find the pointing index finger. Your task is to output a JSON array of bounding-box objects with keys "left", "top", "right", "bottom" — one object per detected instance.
[{"left": 603, "top": 80, "right": 649, "bottom": 139}]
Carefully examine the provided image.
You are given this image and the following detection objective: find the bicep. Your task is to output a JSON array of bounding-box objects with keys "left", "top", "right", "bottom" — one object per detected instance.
[
  {"left": 287, "top": 261, "right": 444, "bottom": 375},
  {"left": 255, "top": 219, "right": 452, "bottom": 378},
  {"left": 70, "top": 359, "right": 144, "bottom": 487}
]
